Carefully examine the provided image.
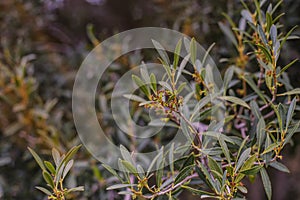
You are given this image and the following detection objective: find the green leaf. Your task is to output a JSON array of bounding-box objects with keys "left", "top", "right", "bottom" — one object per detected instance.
[
  {"left": 62, "top": 159, "right": 74, "bottom": 179},
  {"left": 181, "top": 185, "right": 215, "bottom": 196},
  {"left": 159, "top": 81, "right": 173, "bottom": 92},
  {"left": 208, "top": 156, "right": 222, "bottom": 175},
  {"left": 260, "top": 168, "right": 272, "bottom": 200},
  {"left": 250, "top": 101, "right": 262, "bottom": 119},
  {"left": 121, "top": 160, "right": 138, "bottom": 175},
  {"left": 256, "top": 44, "right": 272, "bottom": 63},
  {"left": 52, "top": 148, "right": 60, "bottom": 167},
  {"left": 150, "top": 73, "right": 157, "bottom": 93},
  {"left": 222, "top": 66, "right": 234, "bottom": 95},
  {"left": 277, "top": 88, "right": 300, "bottom": 96},
  {"left": 123, "top": 94, "right": 146, "bottom": 103},
  {"left": 220, "top": 96, "right": 250, "bottom": 109},
  {"left": 107, "top": 183, "right": 137, "bottom": 190},
  {"left": 244, "top": 75, "right": 267, "bottom": 103},
  {"left": 261, "top": 142, "right": 279, "bottom": 155},
  {"left": 63, "top": 145, "right": 81, "bottom": 165},
  {"left": 102, "top": 164, "right": 123, "bottom": 181},
  {"left": 254, "top": 0, "right": 263, "bottom": 25},
  {"left": 196, "top": 162, "right": 214, "bottom": 189},
  {"left": 237, "top": 185, "right": 248, "bottom": 194},
  {"left": 257, "top": 117, "right": 266, "bottom": 151},
  {"left": 190, "top": 38, "right": 197, "bottom": 65},
  {"left": 278, "top": 59, "right": 298, "bottom": 76},
  {"left": 176, "top": 53, "right": 190, "bottom": 83},
  {"left": 240, "top": 165, "right": 262, "bottom": 175},
  {"left": 44, "top": 161, "right": 56, "bottom": 175},
  {"left": 132, "top": 75, "right": 150, "bottom": 98},
  {"left": 42, "top": 171, "right": 54, "bottom": 189},
  {"left": 279, "top": 25, "right": 298, "bottom": 51},
  {"left": 28, "top": 147, "right": 46, "bottom": 171},
  {"left": 236, "top": 148, "right": 251, "bottom": 172},
  {"left": 35, "top": 186, "right": 52, "bottom": 196},
  {"left": 120, "top": 145, "right": 134, "bottom": 165},
  {"left": 219, "top": 137, "right": 231, "bottom": 165},
  {"left": 152, "top": 39, "right": 170, "bottom": 65},
  {"left": 277, "top": 103, "right": 285, "bottom": 132},
  {"left": 270, "top": 25, "right": 277, "bottom": 46},
  {"left": 257, "top": 25, "right": 268, "bottom": 45},
  {"left": 269, "top": 161, "right": 290, "bottom": 173},
  {"left": 169, "top": 143, "right": 175, "bottom": 175},
  {"left": 266, "top": 12, "right": 272, "bottom": 32},
  {"left": 160, "top": 58, "right": 172, "bottom": 79},
  {"left": 67, "top": 186, "right": 85, "bottom": 193},
  {"left": 173, "top": 38, "right": 182, "bottom": 69},
  {"left": 283, "top": 121, "right": 300, "bottom": 146},
  {"left": 286, "top": 97, "right": 297, "bottom": 130},
  {"left": 177, "top": 82, "right": 187, "bottom": 95},
  {"left": 202, "top": 131, "right": 235, "bottom": 144},
  {"left": 237, "top": 136, "right": 249, "bottom": 160},
  {"left": 241, "top": 9, "right": 253, "bottom": 23},
  {"left": 202, "top": 43, "right": 215, "bottom": 66},
  {"left": 218, "top": 22, "right": 238, "bottom": 48},
  {"left": 137, "top": 164, "right": 145, "bottom": 178},
  {"left": 236, "top": 155, "right": 257, "bottom": 181},
  {"left": 156, "top": 147, "right": 165, "bottom": 187},
  {"left": 181, "top": 153, "right": 195, "bottom": 170},
  {"left": 174, "top": 164, "right": 194, "bottom": 185},
  {"left": 146, "top": 147, "right": 163, "bottom": 176}
]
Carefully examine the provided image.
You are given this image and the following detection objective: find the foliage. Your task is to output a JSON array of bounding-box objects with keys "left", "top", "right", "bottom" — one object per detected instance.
[
  {"left": 0, "top": 0, "right": 299, "bottom": 199},
  {"left": 28, "top": 145, "right": 84, "bottom": 199},
  {"left": 105, "top": 1, "right": 300, "bottom": 199}
]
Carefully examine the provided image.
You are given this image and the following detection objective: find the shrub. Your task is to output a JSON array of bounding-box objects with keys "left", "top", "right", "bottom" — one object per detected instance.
[{"left": 103, "top": 1, "right": 300, "bottom": 199}]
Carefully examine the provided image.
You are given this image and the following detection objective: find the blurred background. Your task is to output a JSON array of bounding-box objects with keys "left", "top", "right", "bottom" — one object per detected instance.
[{"left": 0, "top": 0, "right": 299, "bottom": 199}]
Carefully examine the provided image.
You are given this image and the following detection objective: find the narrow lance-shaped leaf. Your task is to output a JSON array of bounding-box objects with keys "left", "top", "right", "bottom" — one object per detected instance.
[
  {"left": 43, "top": 171, "right": 55, "bottom": 189},
  {"left": 269, "top": 161, "right": 290, "bottom": 173},
  {"left": 279, "top": 25, "right": 298, "bottom": 51},
  {"left": 120, "top": 145, "right": 135, "bottom": 165},
  {"left": 207, "top": 156, "right": 222, "bottom": 178},
  {"left": 146, "top": 147, "right": 163, "bottom": 176},
  {"left": 28, "top": 147, "right": 46, "bottom": 171},
  {"left": 107, "top": 184, "right": 137, "bottom": 190},
  {"left": 190, "top": 38, "right": 197, "bottom": 65},
  {"left": 150, "top": 73, "right": 157, "bottom": 93},
  {"left": 277, "top": 88, "right": 300, "bottom": 96},
  {"left": 218, "top": 22, "right": 238, "bottom": 49},
  {"left": 286, "top": 97, "right": 297, "bottom": 131},
  {"left": 152, "top": 39, "right": 170, "bottom": 65},
  {"left": 235, "top": 148, "right": 251, "bottom": 172},
  {"left": 52, "top": 148, "right": 60, "bottom": 167},
  {"left": 169, "top": 143, "right": 175, "bottom": 175},
  {"left": 174, "top": 164, "right": 194, "bottom": 185},
  {"left": 123, "top": 94, "right": 146, "bottom": 103},
  {"left": 35, "top": 186, "right": 52, "bottom": 196},
  {"left": 219, "top": 137, "right": 231, "bottom": 166},
  {"left": 121, "top": 160, "right": 138, "bottom": 175},
  {"left": 222, "top": 66, "right": 234, "bottom": 95},
  {"left": 132, "top": 75, "right": 150, "bottom": 98},
  {"left": 62, "top": 159, "right": 74, "bottom": 179},
  {"left": 173, "top": 38, "right": 182, "bottom": 69},
  {"left": 257, "top": 117, "right": 266, "bottom": 152},
  {"left": 278, "top": 59, "right": 298, "bottom": 77},
  {"left": 260, "top": 168, "right": 272, "bottom": 200},
  {"left": 270, "top": 25, "right": 277, "bottom": 46},
  {"left": 176, "top": 53, "right": 190, "bottom": 83},
  {"left": 44, "top": 161, "right": 56, "bottom": 175},
  {"left": 220, "top": 96, "right": 250, "bottom": 109},
  {"left": 102, "top": 164, "right": 123, "bottom": 181}
]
